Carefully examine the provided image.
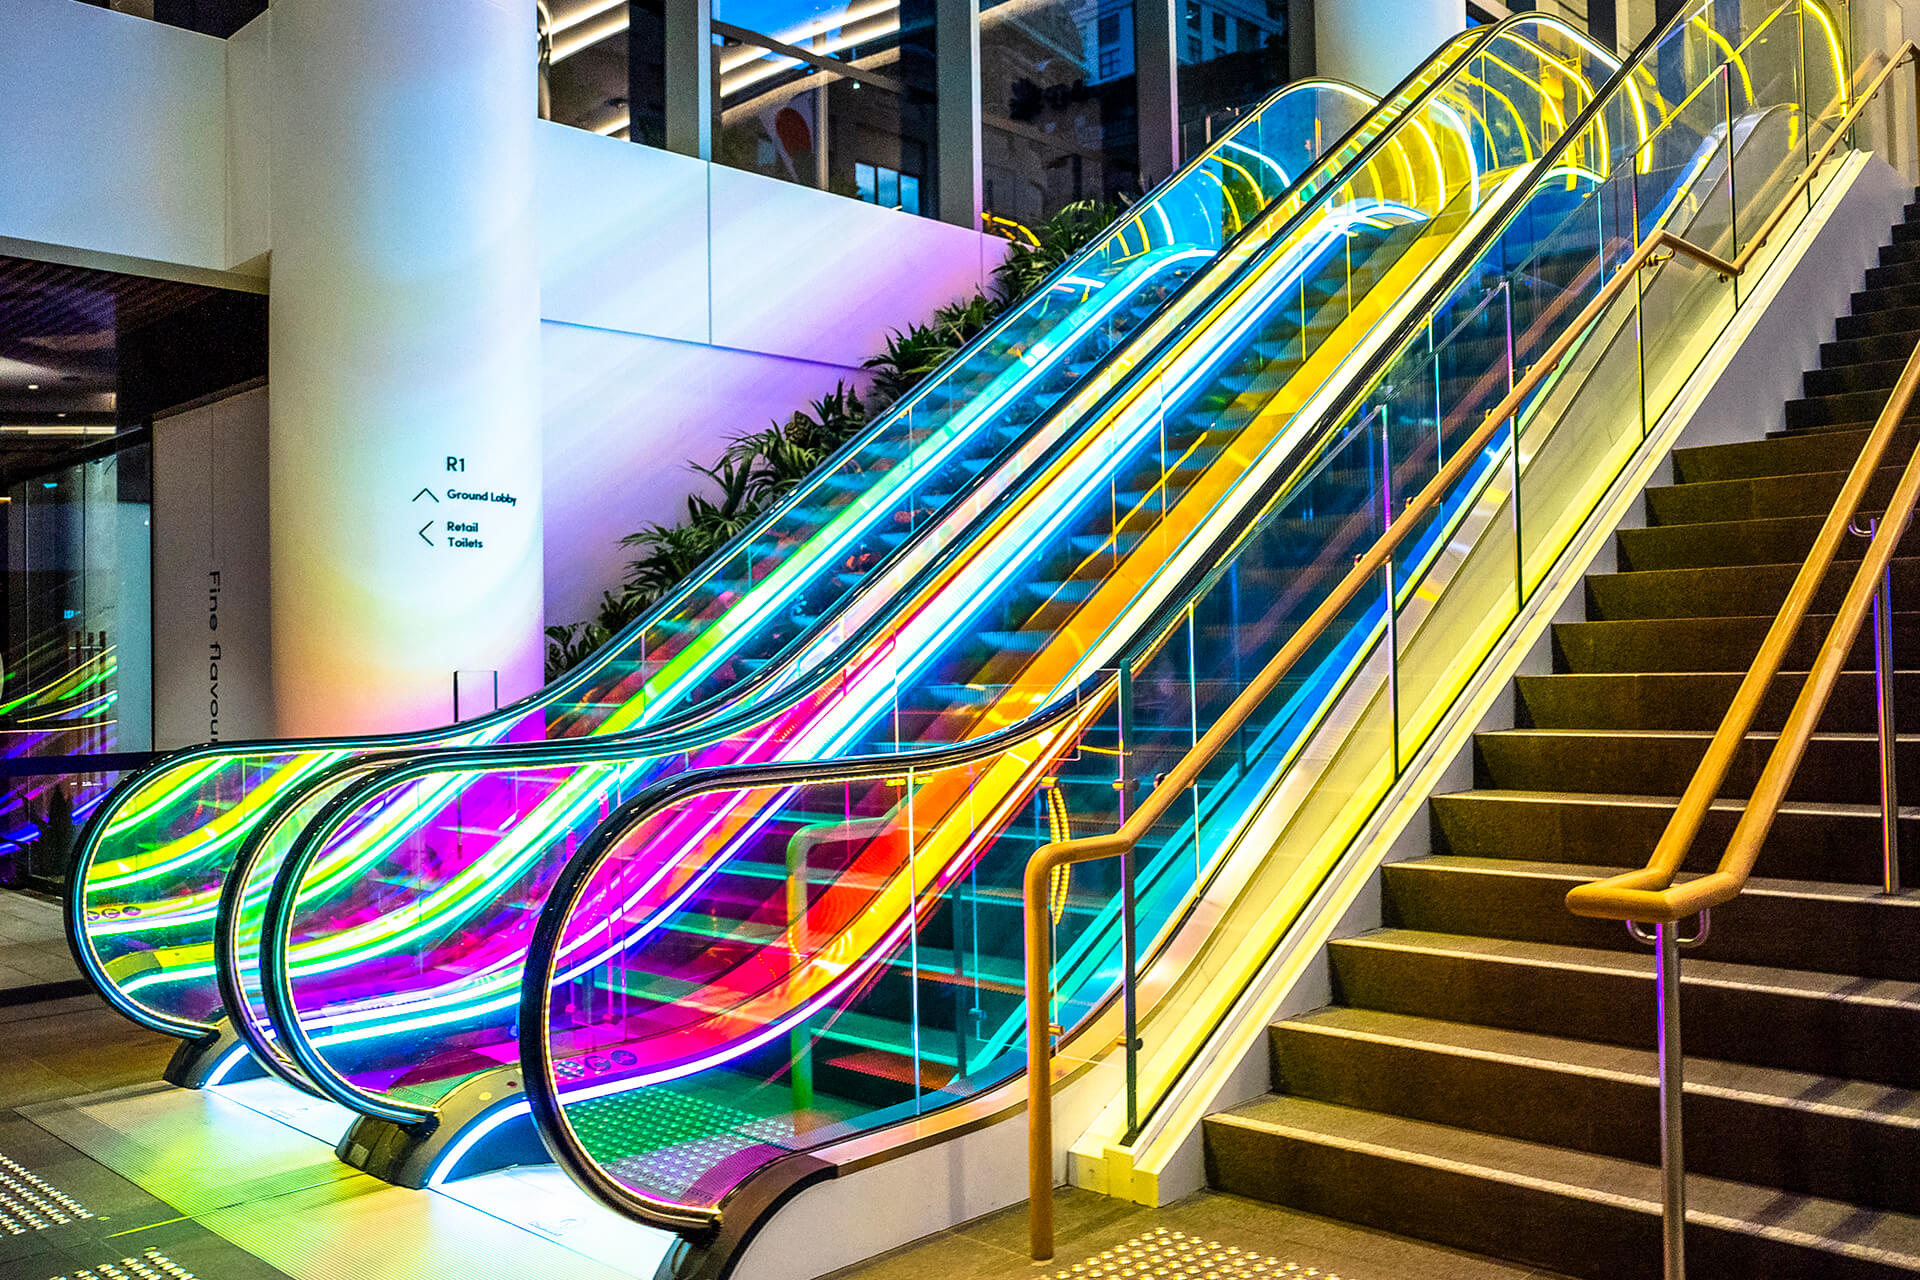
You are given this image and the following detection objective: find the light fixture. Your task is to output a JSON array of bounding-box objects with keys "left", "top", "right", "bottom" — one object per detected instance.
[{"left": 26, "top": 384, "right": 38, "bottom": 391}]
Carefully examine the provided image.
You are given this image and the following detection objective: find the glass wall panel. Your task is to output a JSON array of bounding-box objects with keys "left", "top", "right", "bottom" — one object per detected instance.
[
  {"left": 2, "top": 441, "right": 152, "bottom": 887},
  {"left": 981, "top": 0, "right": 1141, "bottom": 227},
  {"left": 1175, "top": 0, "right": 1289, "bottom": 153},
  {"left": 545, "top": 2, "right": 634, "bottom": 140},
  {"left": 716, "top": 0, "right": 940, "bottom": 202}
]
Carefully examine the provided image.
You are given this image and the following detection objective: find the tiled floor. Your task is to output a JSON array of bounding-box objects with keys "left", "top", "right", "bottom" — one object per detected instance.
[
  {"left": 0, "top": 995, "right": 278, "bottom": 1280},
  {"left": 0, "top": 892, "right": 83, "bottom": 999},
  {"left": 825, "top": 1187, "right": 1575, "bottom": 1280},
  {"left": 0, "top": 915, "right": 1568, "bottom": 1280},
  {"left": 0, "top": 990, "right": 680, "bottom": 1280}
]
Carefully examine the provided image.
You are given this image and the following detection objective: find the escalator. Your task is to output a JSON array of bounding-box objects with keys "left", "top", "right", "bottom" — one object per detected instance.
[
  {"left": 67, "top": 64, "right": 1438, "bottom": 1046},
  {"left": 510, "top": 0, "right": 1849, "bottom": 1268},
  {"left": 239, "top": 15, "right": 1650, "bottom": 1183}
]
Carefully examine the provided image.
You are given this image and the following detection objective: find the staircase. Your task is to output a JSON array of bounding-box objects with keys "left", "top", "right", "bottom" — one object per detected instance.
[{"left": 1200, "top": 198, "right": 1920, "bottom": 1278}]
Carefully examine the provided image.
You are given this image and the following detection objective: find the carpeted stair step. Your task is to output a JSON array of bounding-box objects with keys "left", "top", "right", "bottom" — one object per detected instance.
[
  {"left": 1429, "top": 788, "right": 1920, "bottom": 886},
  {"left": 1514, "top": 668, "right": 1920, "bottom": 730},
  {"left": 1670, "top": 423, "right": 1918, "bottom": 483},
  {"left": 1805, "top": 356, "right": 1911, "bottom": 397},
  {"left": 1641, "top": 466, "right": 1902, "bottom": 526},
  {"left": 1326, "top": 930, "right": 1920, "bottom": 1088},
  {"left": 1836, "top": 298, "right": 1920, "bottom": 338},
  {"left": 1551, "top": 611, "right": 1920, "bottom": 673},
  {"left": 1206, "top": 1095, "right": 1920, "bottom": 1280},
  {"left": 1265, "top": 1006, "right": 1920, "bottom": 1216},
  {"left": 1862, "top": 257, "right": 1920, "bottom": 291},
  {"left": 1852, "top": 278, "right": 1920, "bottom": 314},
  {"left": 1380, "top": 857, "right": 1920, "bottom": 980},
  {"left": 1612, "top": 513, "right": 1920, "bottom": 571},
  {"left": 1784, "top": 387, "right": 1919, "bottom": 430},
  {"left": 1581, "top": 558, "right": 1920, "bottom": 620},
  {"left": 1472, "top": 726, "right": 1920, "bottom": 802},
  {"left": 1819, "top": 326, "right": 1920, "bottom": 367}
]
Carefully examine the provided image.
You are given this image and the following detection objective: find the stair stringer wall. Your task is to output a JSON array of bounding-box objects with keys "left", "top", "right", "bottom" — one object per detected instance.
[{"left": 1077, "top": 148, "right": 1910, "bottom": 1209}]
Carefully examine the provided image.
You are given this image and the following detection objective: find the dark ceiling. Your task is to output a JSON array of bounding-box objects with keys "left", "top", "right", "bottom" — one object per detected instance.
[{"left": 0, "top": 256, "right": 267, "bottom": 489}]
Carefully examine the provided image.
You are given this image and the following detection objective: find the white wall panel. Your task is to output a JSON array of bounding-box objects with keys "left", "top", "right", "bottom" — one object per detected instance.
[
  {"left": 0, "top": 0, "right": 227, "bottom": 269},
  {"left": 707, "top": 161, "right": 1002, "bottom": 367},
  {"left": 542, "top": 322, "right": 885, "bottom": 627},
  {"left": 224, "top": 10, "right": 273, "bottom": 270},
  {"left": 151, "top": 386, "right": 272, "bottom": 749},
  {"left": 536, "top": 123, "right": 714, "bottom": 345}
]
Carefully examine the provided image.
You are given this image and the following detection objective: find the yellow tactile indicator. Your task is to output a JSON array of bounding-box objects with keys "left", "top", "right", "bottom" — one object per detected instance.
[
  {"left": 0, "top": 1151, "right": 92, "bottom": 1235},
  {"left": 46, "top": 1249, "right": 195, "bottom": 1280},
  {"left": 1051, "top": 1225, "right": 1342, "bottom": 1277}
]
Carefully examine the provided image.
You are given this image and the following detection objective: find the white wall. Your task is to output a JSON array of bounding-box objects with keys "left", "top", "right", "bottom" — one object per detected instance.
[
  {"left": 0, "top": 0, "right": 229, "bottom": 271},
  {"left": 534, "top": 124, "right": 1007, "bottom": 626}
]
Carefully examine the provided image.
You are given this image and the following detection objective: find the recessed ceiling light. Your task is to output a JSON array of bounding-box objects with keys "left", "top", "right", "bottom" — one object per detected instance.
[
  {"left": 56, "top": 413, "right": 67, "bottom": 418},
  {"left": 26, "top": 384, "right": 38, "bottom": 391}
]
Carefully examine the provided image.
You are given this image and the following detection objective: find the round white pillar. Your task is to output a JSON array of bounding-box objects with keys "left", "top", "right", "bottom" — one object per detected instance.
[
  {"left": 1315, "top": 0, "right": 1468, "bottom": 97},
  {"left": 268, "top": 0, "right": 543, "bottom": 736}
]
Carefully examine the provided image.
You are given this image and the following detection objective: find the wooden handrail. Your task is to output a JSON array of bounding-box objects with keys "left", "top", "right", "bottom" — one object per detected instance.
[{"left": 1022, "top": 30, "right": 1920, "bottom": 1264}]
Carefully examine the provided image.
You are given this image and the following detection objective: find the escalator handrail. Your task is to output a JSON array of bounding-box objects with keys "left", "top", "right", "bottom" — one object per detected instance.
[
  {"left": 233, "top": 20, "right": 1553, "bottom": 1089},
  {"left": 512, "top": 0, "right": 1829, "bottom": 1246},
  {"left": 247, "top": 7, "right": 1614, "bottom": 857},
  {"left": 64, "top": 63, "right": 1429, "bottom": 1003},
  {"left": 231, "top": 28, "right": 1559, "bottom": 1109},
  {"left": 83, "top": 60, "right": 1451, "bottom": 1042}
]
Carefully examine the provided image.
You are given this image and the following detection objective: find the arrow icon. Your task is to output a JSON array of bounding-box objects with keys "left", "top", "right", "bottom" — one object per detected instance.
[
  {"left": 418, "top": 521, "right": 435, "bottom": 546},
  {"left": 412, "top": 487, "right": 439, "bottom": 503}
]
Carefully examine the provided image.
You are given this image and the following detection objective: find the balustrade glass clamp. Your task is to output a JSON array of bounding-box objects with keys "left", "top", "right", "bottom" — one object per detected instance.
[
  {"left": 1113, "top": 1035, "right": 1144, "bottom": 1051},
  {"left": 1112, "top": 778, "right": 1140, "bottom": 793}
]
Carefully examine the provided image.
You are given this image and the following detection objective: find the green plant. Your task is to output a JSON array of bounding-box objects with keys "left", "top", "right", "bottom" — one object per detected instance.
[{"left": 992, "top": 199, "right": 1121, "bottom": 301}]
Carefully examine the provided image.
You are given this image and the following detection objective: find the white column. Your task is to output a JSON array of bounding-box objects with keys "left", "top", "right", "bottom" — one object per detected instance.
[
  {"left": 1314, "top": 0, "right": 1467, "bottom": 96},
  {"left": 269, "top": 0, "right": 543, "bottom": 737}
]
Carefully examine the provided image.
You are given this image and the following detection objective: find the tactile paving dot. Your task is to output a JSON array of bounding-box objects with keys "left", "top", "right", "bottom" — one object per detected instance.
[
  {"left": 1048, "top": 1226, "right": 1342, "bottom": 1278},
  {"left": 0, "top": 1152, "right": 93, "bottom": 1236},
  {"left": 45, "top": 1248, "right": 196, "bottom": 1280}
]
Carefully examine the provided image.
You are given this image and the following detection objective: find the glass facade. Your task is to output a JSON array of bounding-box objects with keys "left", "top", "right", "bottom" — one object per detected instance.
[
  {"left": 980, "top": 0, "right": 1141, "bottom": 223},
  {"left": 2, "top": 442, "right": 152, "bottom": 886},
  {"left": 713, "top": 5, "right": 939, "bottom": 210},
  {"left": 72, "top": 0, "right": 267, "bottom": 37},
  {"left": 541, "top": 0, "right": 1321, "bottom": 230},
  {"left": 1176, "top": 0, "right": 1288, "bottom": 151}
]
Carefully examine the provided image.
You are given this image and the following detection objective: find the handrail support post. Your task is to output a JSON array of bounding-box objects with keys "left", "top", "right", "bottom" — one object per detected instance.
[
  {"left": 1873, "top": 547, "right": 1902, "bottom": 895},
  {"left": 1026, "top": 862, "right": 1055, "bottom": 1261},
  {"left": 1853, "top": 513, "right": 1902, "bottom": 894},
  {"left": 1655, "top": 919, "right": 1687, "bottom": 1280}
]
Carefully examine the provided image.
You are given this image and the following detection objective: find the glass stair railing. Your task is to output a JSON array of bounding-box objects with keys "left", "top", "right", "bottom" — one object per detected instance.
[
  {"left": 513, "top": 0, "right": 1848, "bottom": 1246},
  {"left": 246, "top": 14, "right": 1642, "bottom": 1174},
  {"left": 70, "top": 59, "right": 1448, "bottom": 1047}
]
